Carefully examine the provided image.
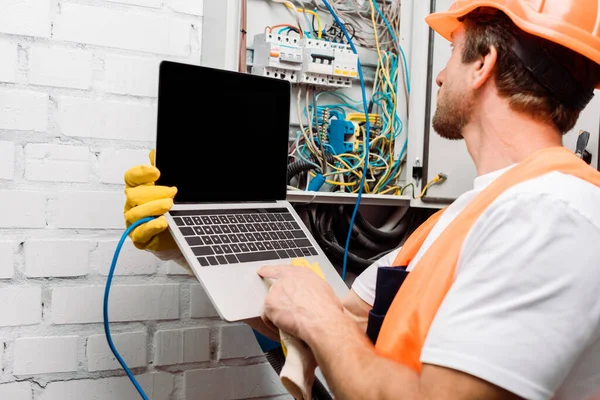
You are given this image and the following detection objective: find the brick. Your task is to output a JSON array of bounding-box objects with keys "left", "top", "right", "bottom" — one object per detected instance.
[
  {"left": 0, "top": 242, "right": 13, "bottom": 279},
  {"left": 91, "top": 240, "right": 159, "bottom": 276},
  {"left": 24, "top": 239, "right": 89, "bottom": 278},
  {"left": 218, "top": 324, "right": 263, "bottom": 360},
  {"left": 98, "top": 148, "right": 151, "bottom": 184},
  {"left": 51, "top": 284, "right": 179, "bottom": 324},
  {"left": 154, "top": 327, "right": 209, "bottom": 366},
  {"left": 190, "top": 283, "right": 219, "bottom": 318},
  {"left": 38, "top": 372, "right": 173, "bottom": 400},
  {"left": 54, "top": 3, "right": 190, "bottom": 56},
  {"left": 0, "top": 0, "right": 50, "bottom": 37},
  {"left": 29, "top": 47, "right": 92, "bottom": 89},
  {"left": 87, "top": 331, "right": 147, "bottom": 371},
  {"left": 166, "top": 260, "right": 192, "bottom": 275},
  {"left": 25, "top": 143, "right": 90, "bottom": 182},
  {"left": 184, "top": 364, "right": 286, "bottom": 399},
  {"left": 0, "top": 41, "right": 18, "bottom": 82},
  {"left": 103, "top": 55, "right": 160, "bottom": 97},
  {"left": 56, "top": 96, "right": 155, "bottom": 142},
  {"left": 0, "top": 141, "right": 15, "bottom": 180},
  {"left": 0, "top": 287, "right": 41, "bottom": 327},
  {"left": 0, "top": 191, "right": 46, "bottom": 228},
  {"left": 171, "top": 0, "right": 204, "bottom": 16},
  {"left": 0, "top": 382, "right": 32, "bottom": 400},
  {"left": 53, "top": 191, "right": 124, "bottom": 229},
  {"left": 13, "top": 336, "right": 78, "bottom": 375},
  {"left": 106, "top": 0, "right": 161, "bottom": 10},
  {"left": 0, "top": 90, "right": 48, "bottom": 131},
  {"left": 0, "top": 242, "right": 14, "bottom": 279}
]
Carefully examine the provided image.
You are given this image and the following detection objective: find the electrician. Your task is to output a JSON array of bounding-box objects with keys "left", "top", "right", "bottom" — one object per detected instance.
[{"left": 124, "top": 1, "right": 600, "bottom": 399}]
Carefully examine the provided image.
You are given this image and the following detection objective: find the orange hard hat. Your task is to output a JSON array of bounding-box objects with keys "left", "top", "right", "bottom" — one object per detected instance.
[{"left": 426, "top": 0, "right": 600, "bottom": 89}]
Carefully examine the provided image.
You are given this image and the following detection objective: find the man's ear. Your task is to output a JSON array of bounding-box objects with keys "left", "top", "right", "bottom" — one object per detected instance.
[{"left": 472, "top": 46, "right": 497, "bottom": 89}]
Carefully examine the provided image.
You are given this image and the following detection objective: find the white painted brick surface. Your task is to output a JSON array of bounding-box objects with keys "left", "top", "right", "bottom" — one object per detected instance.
[
  {"left": 190, "top": 283, "right": 219, "bottom": 318},
  {"left": 0, "top": 0, "right": 50, "bottom": 37},
  {"left": 13, "top": 336, "right": 78, "bottom": 375},
  {"left": 154, "top": 327, "right": 210, "bottom": 366},
  {"left": 87, "top": 331, "right": 147, "bottom": 371},
  {"left": 0, "top": 141, "right": 15, "bottom": 180},
  {"left": 171, "top": 0, "right": 204, "bottom": 16},
  {"left": 51, "top": 284, "right": 179, "bottom": 324},
  {"left": 103, "top": 56, "right": 160, "bottom": 97},
  {"left": 166, "top": 260, "right": 192, "bottom": 275},
  {"left": 91, "top": 240, "right": 159, "bottom": 275},
  {"left": 25, "top": 143, "right": 90, "bottom": 182},
  {"left": 24, "top": 239, "right": 89, "bottom": 277},
  {"left": 98, "top": 148, "right": 151, "bottom": 184},
  {"left": 0, "top": 90, "right": 48, "bottom": 131},
  {"left": 54, "top": 4, "right": 190, "bottom": 56},
  {"left": 57, "top": 96, "right": 156, "bottom": 142},
  {"left": 53, "top": 191, "right": 124, "bottom": 229},
  {"left": 0, "top": 382, "right": 32, "bottom": 400},
  {"left": 219, "top": 324, "right": 263, "bottom": 360},
  {"left": 0, "top": 242, "right": 14, "bottom": 279},
  {"left": 39, "top": 372, "right": 174, "bottom": 400},
  {"left": 29, "top": 47, "right": 93, "bottom": 89},
  {"left": 0, "top": 1, "right": 266, "bottom": 396},
  {"left": 184, "top": 364, "right": 286, "bottom": 399},
  {"left": 0, "top": 41, "right": 17, "bottom": 82},
  {"left": 0, "top": 287, "right": 41, "bottom": 327},
  {"left": 0, "top": 191, "right": 46, "bottom": 228}
]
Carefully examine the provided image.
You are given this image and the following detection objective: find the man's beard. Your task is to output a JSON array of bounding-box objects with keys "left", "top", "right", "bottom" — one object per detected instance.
[{"left": 432, "top": 88, "right": 473, "bottom": 140}]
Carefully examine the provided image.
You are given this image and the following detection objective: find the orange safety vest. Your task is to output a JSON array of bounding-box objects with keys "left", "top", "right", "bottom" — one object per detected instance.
[{"left": 374, "top": 146, "right": 600, "bottom": 372}]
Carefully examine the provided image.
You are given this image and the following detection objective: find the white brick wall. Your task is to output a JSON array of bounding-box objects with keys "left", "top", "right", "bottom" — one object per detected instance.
[
  {"left": 0, "top": 40, "right": 18, "bottom": 83},
  {"left": 0, "top": 241, "right": 15, "bottom": 279},
  {"left": 0, "top": 91, "right": 48, "bottom": 131},
  {"left": 24, "top": 239, "right": 89, "bottom": 277},
  {"left": 87, "top": 331, "right": 147, "bottom": 371},
  {"left": 0, "top": 141, "right": 15, "bottom": 180},
  {"left": 0, "top": 287, "right": 42, "bottom": 327},
  {"left": 0, "top": 191, "right": 46, "bottom": 228},
  {"left": 29, "top": 47, "right": 93, "bottom": 89},
  {"left": 13, "top": 336, "right": 78, "bottom": 375},
  {"left": 0, "top": 2, "right": 278, "bottom": 398},
  {"left": 25, "top": 143, "right": 90, "bottom": 182},
  {"left": 0, "top": 382, "right": 32, "bottom": 400}
]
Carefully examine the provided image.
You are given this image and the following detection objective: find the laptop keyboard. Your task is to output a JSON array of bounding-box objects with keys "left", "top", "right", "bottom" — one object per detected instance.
[{"left": 170, "top": 208, "right": 318, "bottom": 267}]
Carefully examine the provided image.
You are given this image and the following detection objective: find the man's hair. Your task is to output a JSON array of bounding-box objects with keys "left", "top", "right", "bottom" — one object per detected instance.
[{"left": 460, "top": 9, "right": 600, "bottom": 134}]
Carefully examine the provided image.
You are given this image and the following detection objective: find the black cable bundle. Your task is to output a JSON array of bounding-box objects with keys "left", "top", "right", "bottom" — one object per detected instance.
[
  {"left": 265, "top": 347, "right": 333, "bottom": 400},
  {"left": 305, "top": 204, "right": 436, "bottom": 275}
]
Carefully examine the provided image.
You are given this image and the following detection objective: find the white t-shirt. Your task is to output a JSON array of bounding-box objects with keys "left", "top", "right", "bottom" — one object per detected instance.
[{"left": 352, "top": 167, "right": 600, "bottom": 400}]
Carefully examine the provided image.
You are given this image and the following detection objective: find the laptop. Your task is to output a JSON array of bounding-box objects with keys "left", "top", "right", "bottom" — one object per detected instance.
[{"left": 155, "top": 61, "right": 349, "bottom": 322}]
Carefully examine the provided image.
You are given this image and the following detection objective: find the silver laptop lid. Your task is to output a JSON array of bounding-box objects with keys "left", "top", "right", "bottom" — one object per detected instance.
[{"left": 155, "top": 61, "right": 292, "bottom": 204}]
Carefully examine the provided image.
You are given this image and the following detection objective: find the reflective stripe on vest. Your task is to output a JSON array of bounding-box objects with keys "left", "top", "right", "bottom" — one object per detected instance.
[{"left": 374, "top": 147, "right": 600, "bottom": 372}]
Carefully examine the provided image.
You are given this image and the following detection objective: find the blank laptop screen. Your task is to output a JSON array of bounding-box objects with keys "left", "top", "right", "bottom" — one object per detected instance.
[{"left": 155, "top": 61, "right": 291, "bottom": 203}]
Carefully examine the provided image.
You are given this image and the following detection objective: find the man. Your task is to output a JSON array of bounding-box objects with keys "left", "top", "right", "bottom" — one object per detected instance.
[{"left": 124, "top": 1, "right": 600, "bottom": 399}]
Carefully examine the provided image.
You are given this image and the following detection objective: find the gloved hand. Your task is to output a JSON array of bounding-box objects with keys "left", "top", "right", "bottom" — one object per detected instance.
[
  {"left": 123, "top": 150, "right": 182, "bottom": 262},
  {"left": 266, "top": 258, "right": 325, "bottom": 400}
]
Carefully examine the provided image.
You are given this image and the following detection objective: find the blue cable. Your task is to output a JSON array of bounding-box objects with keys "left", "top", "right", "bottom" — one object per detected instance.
[
  {"left": 321, "top": 0, "right": 370, "bottom": 281},
  {"left": 104, "top": 216, "right": 156, "bottom": 400}
]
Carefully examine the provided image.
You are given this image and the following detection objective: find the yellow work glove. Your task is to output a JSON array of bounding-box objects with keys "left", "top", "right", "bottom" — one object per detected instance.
[
  {"left": 277, "top": 258, "right": 326, "bottom": 400},
  {"left": 123, "top": 150, "right": 179, "bottom": 256}
]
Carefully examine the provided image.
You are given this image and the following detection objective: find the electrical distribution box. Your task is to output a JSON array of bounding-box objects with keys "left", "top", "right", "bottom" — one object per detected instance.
[{"left": 252, "top": 34, "right": 359, "bottom": 88}]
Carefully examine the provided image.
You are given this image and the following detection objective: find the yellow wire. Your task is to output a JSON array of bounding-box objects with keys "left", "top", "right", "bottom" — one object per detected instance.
[
  {"left": 309, "top": 172, "right": 356, "bottom": 186},
  {"left": 415, "top": 174, "right": 445, "bottom": 199},
  {"left": 283, "top": 3, "right": 322, "bottom": 39},
  {"left": 379, "top": 186, "right": 400, "bottom": 195}
]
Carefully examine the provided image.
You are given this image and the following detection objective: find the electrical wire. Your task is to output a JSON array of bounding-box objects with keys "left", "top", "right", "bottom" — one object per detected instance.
[
  {"left": 104, "top": 216, "right": 156, "bottom": 400},
  {"left": 321, "top": 0, "right": 371, "bottom": 281}
]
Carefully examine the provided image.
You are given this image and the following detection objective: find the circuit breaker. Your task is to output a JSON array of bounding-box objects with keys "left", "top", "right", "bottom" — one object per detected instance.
[
  {"left": 251, "top": 33, "right": 303, "bottom": 83},
  {"left": 251, "top": 34, "right": 358, "bottom": 88}
]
